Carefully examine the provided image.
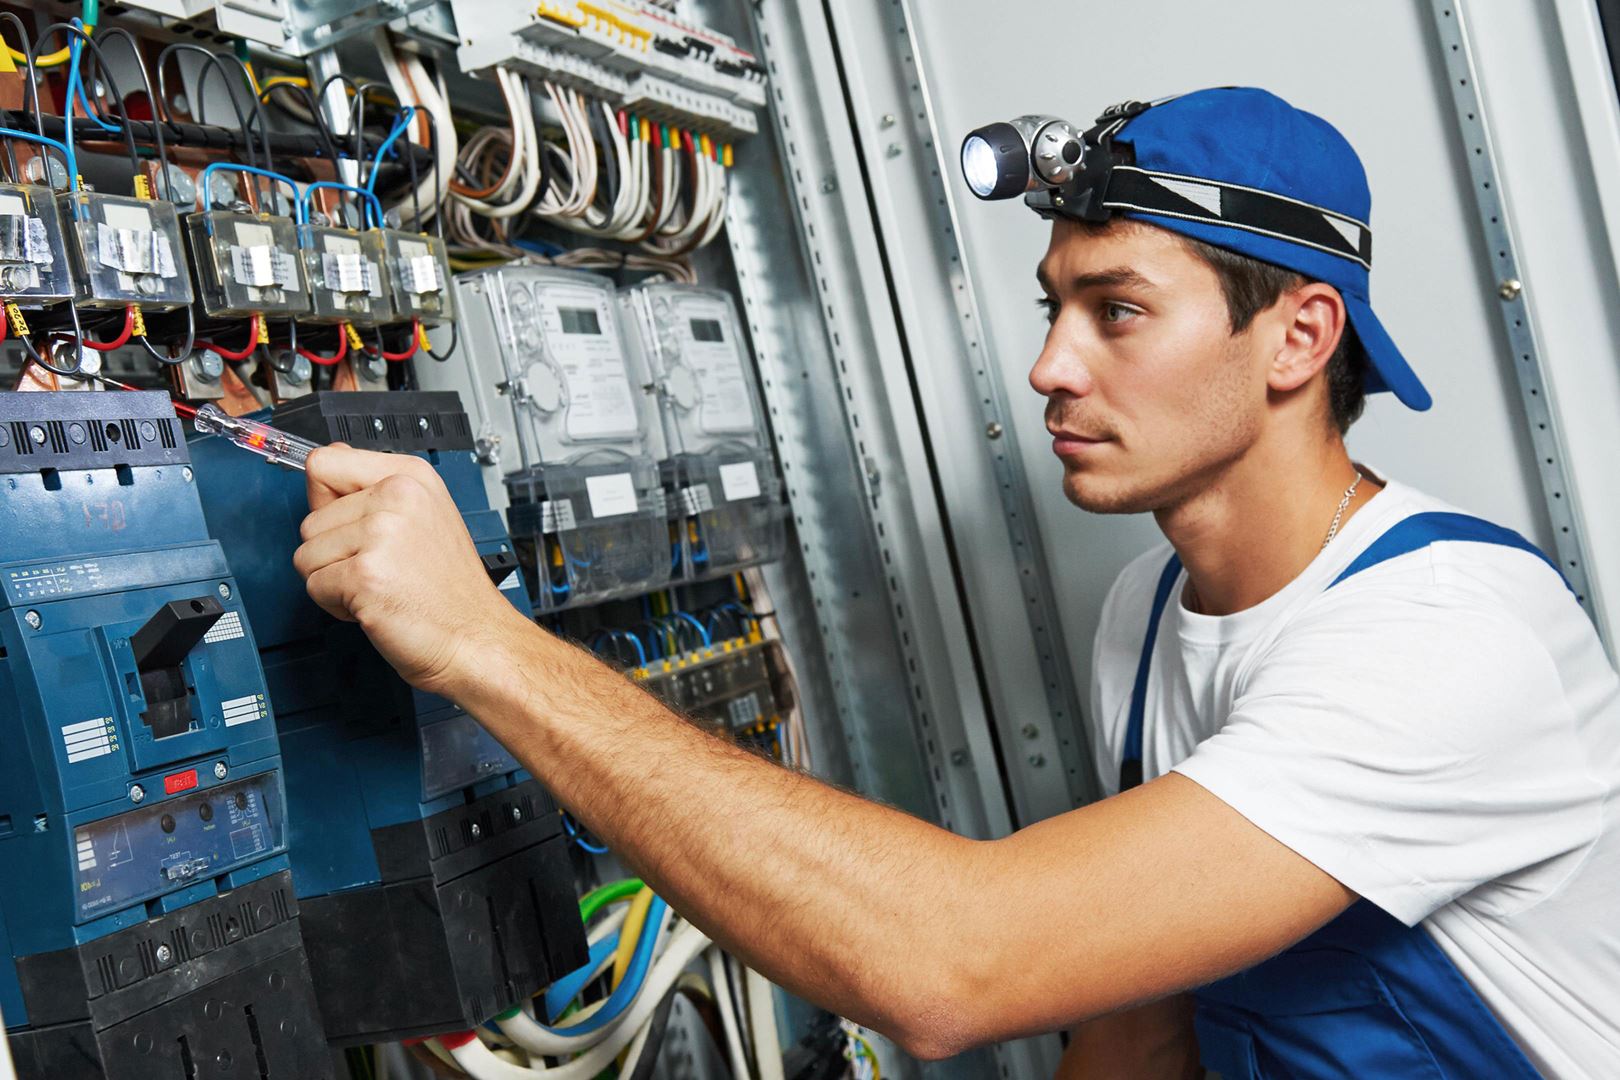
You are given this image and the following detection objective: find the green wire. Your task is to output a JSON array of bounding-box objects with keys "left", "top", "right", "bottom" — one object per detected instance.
[{"left": 579, "top": 878, "right": 644, "bottom": 923}]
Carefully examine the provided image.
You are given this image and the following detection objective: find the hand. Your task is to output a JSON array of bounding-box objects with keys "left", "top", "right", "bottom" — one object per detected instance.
[{"left": 294, "top": 444, "right": 525, "bottom": 696}]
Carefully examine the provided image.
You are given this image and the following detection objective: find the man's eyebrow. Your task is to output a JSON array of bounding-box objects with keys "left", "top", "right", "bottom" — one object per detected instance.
[{"left": 1069, "top": 267, "right": 1156, "bottom": 291}]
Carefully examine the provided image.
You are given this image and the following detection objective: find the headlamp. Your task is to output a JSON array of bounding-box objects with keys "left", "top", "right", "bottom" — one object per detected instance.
[{"left": 957, "top": 98, "right": 1373, "bottom": 270}]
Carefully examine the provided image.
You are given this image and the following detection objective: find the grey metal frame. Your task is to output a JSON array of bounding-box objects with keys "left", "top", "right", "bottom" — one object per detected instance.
[{"left": 1430, "top": 0, "right": 1602, "bottom": 618}]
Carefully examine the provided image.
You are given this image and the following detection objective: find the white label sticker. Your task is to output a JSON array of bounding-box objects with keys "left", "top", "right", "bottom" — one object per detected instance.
[
  {"left": 586, "top": 472, "right": 639, "bottom": 519},
  {"left": 728, "top": 692, "right": 762, "bottom": 728},
  {"left": 677, "top": 297, "right": 755, "bottom": 436},
  {"left": 497, "top": 570, "right": 523, "bottom": 593},
  {"left": 400, "top": 253, "right": 442, "bottom": 294},
  {"left": 62, "top": 716, "right": 115, "bottom": 763},
  {"left": 537, "top": 284, "right": 640, "bottom": 442},
  {"left": 541, "top": 498, "right": 577, "bottom": 533},
  {"left": 679, "top": 483, "right": 714, "bottom": 514},
  {"left": 719, "top": 461, "right": 761, "bottom": 502},
  {"left": 203, "top": 610, "right": 246, "bottom": 643},
  {"left": 96, "top": 221, "right": 176, "bottom": 277},
  {"left": 322, "top": 251, "right": 378, "bottom": 295},
  {"left": 221, "top": 693, "right": 266, "bottom": 727}
]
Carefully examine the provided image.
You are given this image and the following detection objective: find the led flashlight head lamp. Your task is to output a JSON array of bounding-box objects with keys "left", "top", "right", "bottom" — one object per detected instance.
[{"left": 959, "top": 115, "right": 1087, "bottom": 200}]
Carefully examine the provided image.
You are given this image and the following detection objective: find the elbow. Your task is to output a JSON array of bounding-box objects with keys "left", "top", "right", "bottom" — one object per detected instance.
[{"left": 864, "top": 959, "right": 998, "bottom": 1062}]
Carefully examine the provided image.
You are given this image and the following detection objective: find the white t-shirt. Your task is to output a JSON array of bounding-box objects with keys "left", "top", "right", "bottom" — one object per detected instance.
[{"left": 1089, "top": 478, "right": 1620, "bottom": 1079}]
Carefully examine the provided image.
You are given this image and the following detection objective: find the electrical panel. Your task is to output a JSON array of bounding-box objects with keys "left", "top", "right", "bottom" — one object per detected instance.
[
  {"left": 187, "top": 391, "right": 588, "bottom": 1044},
  {"left": 422, "top": 266, "right": 672, "bottom": 611},
  {"left": 622, "top": 282, "right": 786, "bottom": 578},
  {"left": 0, "top": 391, "right": 329, "bottom": 1080}
]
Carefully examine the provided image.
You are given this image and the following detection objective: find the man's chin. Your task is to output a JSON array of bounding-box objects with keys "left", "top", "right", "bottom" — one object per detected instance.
[{"left": 1061, "top": 472, "right": 1149, "bottom": 515}]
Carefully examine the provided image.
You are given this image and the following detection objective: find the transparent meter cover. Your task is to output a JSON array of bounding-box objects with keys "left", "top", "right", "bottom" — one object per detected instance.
[
  {"left": 60, "top": 191, "right": 194, "bottom": 310},
  {"left": 0, "top": 183, "right": 72, "bottom": 306},
  {"left": 299, "top": 224, "right": 392, "bottom": 326},
  {"left": 187, "top": 211, "right": 310, "bottom": 318}
]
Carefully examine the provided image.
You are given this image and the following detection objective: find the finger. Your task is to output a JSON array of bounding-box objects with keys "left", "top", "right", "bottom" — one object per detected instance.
[
  {"left": 306, "top": 443, "right": 419, "bottom": 510},
  {"left": 299, "top": 486, "right": 378, "bottom": 543},
  {"left": 292, "top": 519, "right": 368, "bottom": 581},
  {"left": 304, "top": 563, "right": 360, "bottom": 623}
]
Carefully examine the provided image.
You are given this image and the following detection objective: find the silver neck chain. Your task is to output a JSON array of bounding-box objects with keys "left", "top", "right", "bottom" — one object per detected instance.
[{"left": 1321, "top": 471, "right": 1364, "bottom": 550}]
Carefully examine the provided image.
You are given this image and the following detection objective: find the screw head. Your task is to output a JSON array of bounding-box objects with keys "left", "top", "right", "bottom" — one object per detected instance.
[
  {"left": 819, "top": 178, "right": 837, "bottom": 193},
  {"left": 509, "top": 806, "right": 523, "bottom": 824},
  {"left": 217, "top": 582, "right": 232, "bottom": 600},
  {"left": 469, "top": 822, "right": 483, "bottom": 840},
  {"left": 880, "top": 113, "right": 896, "bottom": 128},
  {"left": 29, "top": 424, "right": 46, "bottom": 445},
  {"left": 213, "top": 761, "right": 228, "bottom": 780},
  {"left": 129, "top": 784, "right": 146, "bottom": 804},
  {"left": 885, "top": 143, "right": 903, "bottom": 159},
  {"left": 1498, "top": 278, "right": 1522, "bottom": 300},
  {"left": 1021, "top": 723, "right": 1039, "bottom": 739},
  {"left": 949, "top": 748, "right": 969, "bottom": 766},
  {"left": 371, "top": 418, "right": 385, "bottom": 433},
  {"left": 1027, "top": 753, "right": 1046, "bottom": 767},
  {"left": 417, "top": 417, "right": 429, "bottom": 431},
  {"left": 23, "top": 609, "right": 41, "bottom": 630},
  {"left": 182, "top": 467, "right": 193, "bottom": 483},
  {"left": 155, "top": 944, "right": 173, "bottom": 965},
  {"left": 986, "top": 421, "right": 1004, "bottom": 440}
]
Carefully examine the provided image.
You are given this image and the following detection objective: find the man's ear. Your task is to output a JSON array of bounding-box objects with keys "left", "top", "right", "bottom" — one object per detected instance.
[{"left": 1268, "top": 283, "right": 1346, "bottom": 393}]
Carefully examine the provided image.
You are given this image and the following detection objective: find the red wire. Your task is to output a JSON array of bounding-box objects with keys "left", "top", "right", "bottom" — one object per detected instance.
[
  {"left": 0, "top": 309, "right": 8, "bottom": 344},
  {"left": 195, "top": 315, "right": 262, "bottom": 362},
  {"left": 81, "top": 305, "right": 135, "bottom": 351},
  {"left": 366, "top": 317, "right": 420, "bottom": 362},
  {"left": 170, "top": 399, "right": 199, "bottom": 419},
  {"left": 296, "top": 323, "right": 347, "bottom": 366}
]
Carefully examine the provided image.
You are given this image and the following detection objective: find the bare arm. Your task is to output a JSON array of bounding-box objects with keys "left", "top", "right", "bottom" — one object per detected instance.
[
  {"left": 295, "top": 447, "right": 1354, "bottom": 1060},
  {"left": 1055, "top": 998, "right": 1201, "bottom": 1080}
]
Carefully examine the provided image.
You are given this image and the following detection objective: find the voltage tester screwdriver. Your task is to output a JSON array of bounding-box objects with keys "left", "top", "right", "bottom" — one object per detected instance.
[{"left": 82, "top": 373, "right": 322, "bottom": 471}]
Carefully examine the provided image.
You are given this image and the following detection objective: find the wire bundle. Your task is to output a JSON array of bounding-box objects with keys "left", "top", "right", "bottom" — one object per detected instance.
[{"left": 425, "top": 881, "right": 784, "bottom": 1080}]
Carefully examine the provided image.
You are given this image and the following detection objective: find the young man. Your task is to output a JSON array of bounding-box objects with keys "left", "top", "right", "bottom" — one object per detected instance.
[{"left": 293, "top": 88, "right": 1619, "bottom": 1077}]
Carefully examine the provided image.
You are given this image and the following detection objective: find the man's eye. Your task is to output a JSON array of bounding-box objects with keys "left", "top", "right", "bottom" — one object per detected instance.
[
  {"left": 1035, "top": 297, "right": 1059, "bottom": 324},
  {"left": 1100, "top": 302, "right": 1140, "bottom": 325}
]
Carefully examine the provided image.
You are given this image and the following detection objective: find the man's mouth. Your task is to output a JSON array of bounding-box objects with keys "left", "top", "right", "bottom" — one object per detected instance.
[{"left": 1048, "top": 427, "right": 1111, "bottom": 457}]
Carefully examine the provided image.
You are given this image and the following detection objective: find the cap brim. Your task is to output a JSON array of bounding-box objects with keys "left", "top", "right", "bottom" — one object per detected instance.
[{"left": 1344, "top": 293, "right": 1431, "bottom": 411}]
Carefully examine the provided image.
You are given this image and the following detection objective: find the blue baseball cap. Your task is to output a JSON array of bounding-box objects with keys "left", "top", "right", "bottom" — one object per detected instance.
[{"left": 1112, "top": 87, "right": 1430, "bottom": 411}]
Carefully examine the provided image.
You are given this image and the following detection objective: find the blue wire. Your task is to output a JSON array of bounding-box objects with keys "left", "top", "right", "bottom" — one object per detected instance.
[
  {"left": 71, "top": 59, "right": 120, "bottom": 135},
  {"left": 364, "top": 106, "right": 417, "bottom": 197},
  {"left": 562, "top": 813, "right": 610, "bottom": 855},
  {"left": 674, "top": 611, "right": 712, "bottom": 647},
  {"left": 65, "top": 30, "right": 84, "bottom": 191},
  {"left": 538, "top": 897, "right": 667, "bottom": 1035},
  {"left": 542, "top": 932, "right": 621, "bottom": 1023},
  {"left": 615, "top": 630, "right": 647, "bottom": 667},
  {"left": 0, "top": 128, "right": 72, "bottom": 165},
  {"left": 513, "top": 237, "right": 566, "bottom": 258},
  {"left": 297, "top": 180, "right": 386, "bottom": 229}
]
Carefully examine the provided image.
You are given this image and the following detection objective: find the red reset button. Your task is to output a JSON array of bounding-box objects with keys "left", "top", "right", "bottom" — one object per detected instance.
[{"left": 163, "top": 769, "right": 199, "bottom": 796}]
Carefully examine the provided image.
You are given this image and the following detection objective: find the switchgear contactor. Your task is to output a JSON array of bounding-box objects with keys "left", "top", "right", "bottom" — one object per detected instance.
[{"left": 0, "top": 390, "right": 328, "bottom": 1080}]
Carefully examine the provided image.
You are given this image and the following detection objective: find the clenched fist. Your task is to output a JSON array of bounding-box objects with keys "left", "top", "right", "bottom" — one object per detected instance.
[{"left": 294, "top": 445, "right": 531, "bottom": 697}]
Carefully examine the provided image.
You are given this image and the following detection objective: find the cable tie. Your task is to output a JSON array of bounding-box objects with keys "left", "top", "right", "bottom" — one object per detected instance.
[
  {"left": 133, "top": 174, "right": 152, "bottom": 200},
  {"left": 343, "top": 322, "right": 363, "bottom": 351},
  {"left": 130, "top": 306, "right": 147, "bottom": 338},
  {"left": 255, "top": 315, "right": 269, "bottom": 345}
]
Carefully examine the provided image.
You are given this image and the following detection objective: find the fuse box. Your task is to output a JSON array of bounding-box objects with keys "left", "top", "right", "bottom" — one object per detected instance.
[
  {"left": 635, "top": 637, "right": 796, "bottom": 745},
  {"left": 59, "top": 192, "right": 194, "bottom": 311},
  {"left": 185, "top": 210, "right": 311, "bottom": 319},
  {"left": 188, "top": 390, "right": 588, "bottom": 1045},
  {"left": 0, "top": 184, "right": 73, "bottom": 307},
  {"left": 622, "top": 282, "right": 787, "bottom": 578},
  {"left": 0, "top": 390, "right": 328, "bottom": 1080},
  {"left": 422, "top": 266, "right": 671, "bottom": 610},
  {"left": 377, "top": 228, "right": 455, "bottom": 325},
  {"left": 298, "top": 224, "right": 392, "bottom": 326}
]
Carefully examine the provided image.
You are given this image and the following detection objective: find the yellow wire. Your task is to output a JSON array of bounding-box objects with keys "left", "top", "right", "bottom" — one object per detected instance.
[
  {"left": 10, "top": 24, "right": 93, "bottom": 68},
  {"left": 853, "top": 1034, "right": 882, "bottom": 1079},
  {"left": 611, "top": 886, "right": 655, "bottom": 989},
  {"left": 259, "top": 75, "right": 311, "bottom": 94}
]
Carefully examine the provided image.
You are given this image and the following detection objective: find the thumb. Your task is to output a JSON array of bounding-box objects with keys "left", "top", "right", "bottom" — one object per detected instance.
[{"left": 305, "top": 443, "right": 414, "bottom": 510}]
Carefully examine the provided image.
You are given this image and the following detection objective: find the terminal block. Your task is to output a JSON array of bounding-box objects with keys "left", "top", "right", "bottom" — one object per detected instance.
[
  {"left": 298, "top": 224, "right": 392, "bottom": 326},
  {"left": 189, "top": 391, "right": 587, "bottom": 1044},
  {"left": 59, "top": 191, "right": 193, "bottom": 311},
  {"left": 622, "top": 283, "right": 787, "bottom": 579},
  {"left": 0, "top": 390, "right": 329, "bottom": 1080},
  {"left": 377, "top": 228, "right": 455, "bottom": 325},
  {"left": 0, "top": 184, "right": 73, "bottom": 307},
  {"left": 186, "top": 210, "right": 311, "bottom": 319}
]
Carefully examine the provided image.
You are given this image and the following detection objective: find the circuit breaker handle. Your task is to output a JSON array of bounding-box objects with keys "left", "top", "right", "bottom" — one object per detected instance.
[{"left": 131, "top": 595, "right": 225, "bottom": 670}]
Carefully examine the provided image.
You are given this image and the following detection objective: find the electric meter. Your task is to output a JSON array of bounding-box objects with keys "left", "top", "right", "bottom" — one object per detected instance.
[
  {"left": 299, "top": 224, "right": 392, "bottom": 326},
  {"left": 621, "top": 282, "right": 786, "bottom": 577},
  {"left": 59, "top": 191, "right": 193, "bottom": 311},
  {"left": 417, "top": 266, "right": 669, "bottom": 610},
  {"left": 0, "top": 183, "right": 72, "bottom": 306},
  {"left": 377, "top": 228, "right": 455, "bottom": 324},
  {"left": 186, "top": 211, "right": 311, "bottom": 318}
]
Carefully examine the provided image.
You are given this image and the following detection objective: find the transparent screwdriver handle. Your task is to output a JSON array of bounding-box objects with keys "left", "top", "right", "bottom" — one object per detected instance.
[{"left": 192, "top": 403, "right": 321, "bottom": 471}]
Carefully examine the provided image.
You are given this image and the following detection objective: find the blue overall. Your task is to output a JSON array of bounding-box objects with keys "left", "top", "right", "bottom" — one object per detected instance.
[{"left": 1122, "top": 512, "right": 1553, "bottom": 1078}]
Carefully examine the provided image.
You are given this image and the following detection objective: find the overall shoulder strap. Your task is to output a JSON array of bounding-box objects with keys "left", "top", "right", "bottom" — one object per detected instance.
[
  {"left": 1120, "top": 554, "right": 1182, "bottom": 791},
  {"left": 1329, "top": 510, "right": 1568, "bottom": 592}
]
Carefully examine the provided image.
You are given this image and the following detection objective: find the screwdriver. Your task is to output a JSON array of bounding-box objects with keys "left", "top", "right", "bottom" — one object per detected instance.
[{"left": 80, "top": 374, "right": 322, "bottom": 471}]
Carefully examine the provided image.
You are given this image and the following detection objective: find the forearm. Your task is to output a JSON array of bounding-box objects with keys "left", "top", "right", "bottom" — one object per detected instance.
[{"left": 452, "top": 610, "right": 990, "bottom": 1055}]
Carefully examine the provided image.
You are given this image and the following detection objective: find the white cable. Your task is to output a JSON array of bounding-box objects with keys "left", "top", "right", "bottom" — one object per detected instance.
[
  {"left": 454, "top": 921, "right": 713, "bottom": 1080},
  {"left": 374, "top": 29, "right": 453, "bottom": 227},
  {"left": 588, "top": 902, "right": 629, "bottom": 946},
  {"left": 745, "top": 967, "right": 786, "bottom": 1080},
  {"left": 707, "top": 948, "right": 752, "bottom": 1080}
]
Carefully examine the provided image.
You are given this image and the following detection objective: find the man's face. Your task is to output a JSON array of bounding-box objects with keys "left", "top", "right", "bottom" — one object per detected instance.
[{"left": 1030, "top": 219, "right": 1272, "bottom": 514}]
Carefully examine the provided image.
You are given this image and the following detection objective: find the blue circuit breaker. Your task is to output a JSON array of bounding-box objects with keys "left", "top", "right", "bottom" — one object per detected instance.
[
  {"left": 188, "top": 391, "right": 588, "bottom": 1045},
  {"left": 0, "top": 391, "right": 329, "bottom": 1079}
]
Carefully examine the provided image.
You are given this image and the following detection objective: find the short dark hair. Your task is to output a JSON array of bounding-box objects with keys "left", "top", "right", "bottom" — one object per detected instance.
[{"left": 1179, "top": 235, "right": 1368, "bottom": 434}]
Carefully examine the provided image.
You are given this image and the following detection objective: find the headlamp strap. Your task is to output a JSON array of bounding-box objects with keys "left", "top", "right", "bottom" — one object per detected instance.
[{"left": 1102, "top": 165, "right": 1373, "bottom": 269}]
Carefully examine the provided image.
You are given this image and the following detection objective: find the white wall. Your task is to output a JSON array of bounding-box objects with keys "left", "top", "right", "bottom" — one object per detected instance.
[{"left": 904, "top": 0, "right": 1620, "bottom": 714}]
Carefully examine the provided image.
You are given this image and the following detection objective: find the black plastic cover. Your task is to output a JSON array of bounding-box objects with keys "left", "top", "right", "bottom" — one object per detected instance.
[
  {"left": 271, "top": 391, "right": 474, "bottom": 453},
  {"left": 0, "top": 390, "right": 186, "bottom": 474}
]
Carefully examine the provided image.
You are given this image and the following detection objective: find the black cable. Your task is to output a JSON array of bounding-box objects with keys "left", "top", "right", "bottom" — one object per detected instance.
[
  {"left": 23, "top": 303, "right": 88, "bottom": 378},
  {"left": 87, "top": 26, "right": 174, "bottom": 202},
  {"left": 156, "top": 43, "right": 257, "bottom": 178},
  {"left": 138, "top": 304, "right": 195, "bottom": 366},
  {"left": 215, "top": 54, "right": 276, "bottom": 202},
  {"left": 259, "top": 82, "right": 341, "bottom": 167},
  {"left": 34, "top": 22, "right": 142, "bottom": 180},
  {"left": 588, "top": 98, "right": 619, "bottom": 218},
  {"left": 625, "top": 986, "right": 678, "bottom": 1080}
]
